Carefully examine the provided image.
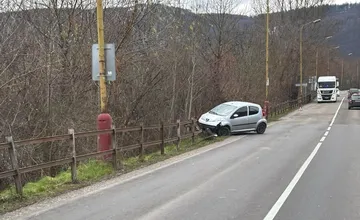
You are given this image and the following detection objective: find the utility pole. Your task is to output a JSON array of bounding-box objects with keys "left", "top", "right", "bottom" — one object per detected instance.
[
  {"left": 97, "top": 0, "right": 107, "bottom": 113},
  {"left": 300, "top": 26, "right": 303, "bottom": 99},
  {"left": 96, "top": 0, "right": 112, "bottom": 159},
  {"left": 299, "top": 19, "right": 320, "bottom": 107},
  {"left": 315, "top": 49, "right": 318, "bottom": 81},
  {"left": 341, "top": 53, "right": 352, "bottom": 88},
  {"left": 264, "top": 0, "right": 270, "bottom": 118},
  {"left": 341, "top": 59, "right": 344, "bottom": 88},
  {"left": 265, "top": 0, "right": 269, "bottom": 101},
  {"left": 327, "top": 49, "right": 330, "bottom": 76},
  {"left": 357, "top": 61, "right": 359, "bottom": 88},
  {"left": 341, "top": 53, "right": 352, "bottom": 89},
  {"left": 327, "top": 46, "right": 340, "bottom": 76}
]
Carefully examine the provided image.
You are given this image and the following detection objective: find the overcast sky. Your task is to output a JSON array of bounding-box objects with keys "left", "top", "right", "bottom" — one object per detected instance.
[
  {"left": 238, "top": 0, "right": 360, "bottom": 15},
  {"left": 176, "top": 0, "right": 360, "bottom": 16}
]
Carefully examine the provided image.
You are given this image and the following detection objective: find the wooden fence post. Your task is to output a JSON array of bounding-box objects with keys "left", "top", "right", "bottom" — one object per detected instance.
[
  {"left": 176, "top": 119, "right": 181, "bottom": 151},
  {"left": 68, "top": 129, "right": 77, "bottom": 183},
  {"left": 191, "top": 118, "right": 195, "bottom": 143},
  {"left": 6, "top": 136, "right": 22, "bottom": 195},
  {"left": 160, "top": 121, "right": 165, "bottom": 155},
  {"left": 139, "top": 123, "right": 144, "bottom": 159},
  {"left": 111, "top": 125, "right": 119, "bottom": 170}
]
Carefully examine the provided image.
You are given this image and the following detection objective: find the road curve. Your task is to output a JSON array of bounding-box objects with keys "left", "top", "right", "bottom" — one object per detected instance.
[{"left": 1, "top": 93, "right": 353, "bottom": 220}]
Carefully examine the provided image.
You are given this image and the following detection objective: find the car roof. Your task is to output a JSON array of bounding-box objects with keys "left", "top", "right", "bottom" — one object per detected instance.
[{"left": 222, "top": 101, "right": 260, "bottom": 108}]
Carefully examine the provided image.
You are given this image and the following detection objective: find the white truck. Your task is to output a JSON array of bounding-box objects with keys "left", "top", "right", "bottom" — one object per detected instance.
[{"left": 316, "top": 76, "right": 339, "bottom": 103}]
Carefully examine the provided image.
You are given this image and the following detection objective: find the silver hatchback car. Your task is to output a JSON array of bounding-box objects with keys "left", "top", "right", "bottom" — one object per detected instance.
[{"left": 198, "top": 101, "right": 267, "bottom": 136}]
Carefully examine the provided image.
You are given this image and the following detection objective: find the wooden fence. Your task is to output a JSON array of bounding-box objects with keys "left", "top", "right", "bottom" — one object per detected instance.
[
  {"left": 269, "top": 94, "right": 314, "bottom": 118},
  {"left": 0, "top": 119, "right": 200, "bottom": 195},
  {"left": 0, "top": 94, "right": 316, "bottom": 195}
]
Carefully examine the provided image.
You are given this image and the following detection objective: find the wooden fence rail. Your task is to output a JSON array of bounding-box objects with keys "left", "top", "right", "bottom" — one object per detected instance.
[
  {"left": 1, "top": 95, "right": 316, "bottom": 195},
  {"left": 269, "top": 93, "right": 314, "bottom": 118},
  {"left": 0, "top": 119, "right": 199, "bottom": 195}
]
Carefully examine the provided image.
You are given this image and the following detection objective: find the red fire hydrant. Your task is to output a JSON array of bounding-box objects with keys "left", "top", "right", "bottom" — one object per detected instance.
[
  {"left": 97, "top": 113, "right": 112, "bottom": 160},
  {"left": 263, "top": 101, "right": 270, "bottom": 119}
]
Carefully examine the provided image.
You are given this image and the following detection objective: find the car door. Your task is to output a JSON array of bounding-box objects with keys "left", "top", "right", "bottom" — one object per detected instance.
[
  {"left": 230, "top": 106, "right": 248, "bottom": 131},
  {"left": 248, "top": 106, "right": 261, "bottom": 129}
]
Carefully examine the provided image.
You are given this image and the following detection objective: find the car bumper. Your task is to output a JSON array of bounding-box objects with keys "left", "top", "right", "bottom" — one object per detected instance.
[
  {"left": 317, "top": 94, "right": 336, "bottom": 102},
  {"left": 197, "top": 122, "right": 219, "bottom": 133},
  {"left": 349, "top": 102, "right": 360, "bottom": 107}
]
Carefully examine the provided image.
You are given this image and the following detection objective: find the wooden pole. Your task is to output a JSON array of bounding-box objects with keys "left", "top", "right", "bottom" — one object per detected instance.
[
  {"left": 96, "top": 0, "right": 107, "bottom": 113},
  {"left": 68, "top": 129, "right": 77, "bottom": 183},
  {"left": 160, "top": 121, "right": 164, "bottom": 155},
  {"left": 191, "top": 118, "right": 195, "bottom": 143},
  {"left": 176, "top": 119, "right": 181, "bottom": 151},
  {"left": 111, "top": 125, "right": 118, "bottom": 169},
  {"left": 139, "top": 123, "right": 144, "bottom": 159},
  {"left": 6, "top": 136, "right": 22, "bottom": 195}
]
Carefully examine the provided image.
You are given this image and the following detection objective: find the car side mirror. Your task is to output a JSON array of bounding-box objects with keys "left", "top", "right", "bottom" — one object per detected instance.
[{"left": 232, "top": 114, "right": 239, "bottom": 118}]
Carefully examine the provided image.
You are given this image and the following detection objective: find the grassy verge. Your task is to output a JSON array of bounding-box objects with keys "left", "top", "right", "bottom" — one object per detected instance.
[
  {"left": 0, "top": 160, "right": 114, "bottom": 214},
  {"left": 0, "top": 135, "right": 225, "bottom": 214},
  {"left": 122, "top": 136, "right": 225, "bottom": 172}
]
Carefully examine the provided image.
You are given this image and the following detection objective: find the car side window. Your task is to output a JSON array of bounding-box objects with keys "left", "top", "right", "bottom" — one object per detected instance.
[
  {"left": 232, "top": 106, "right": 248, "bottom": 118},
  {"left": 249, "top": 106, "right": 259, "bottom": 115}
]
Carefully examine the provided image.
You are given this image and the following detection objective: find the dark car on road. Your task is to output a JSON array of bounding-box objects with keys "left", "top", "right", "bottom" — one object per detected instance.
[
  {"left": 348, "top": 88, "right": 359, "bottom": 99},
  {"left": 348, "top": 93, "right": 360, "bottom": 109}
]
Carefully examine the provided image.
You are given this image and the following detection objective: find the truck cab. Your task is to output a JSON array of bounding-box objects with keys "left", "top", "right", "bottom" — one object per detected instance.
[{"left": 317, "top": 76, "right": 339, "bottom": 103}]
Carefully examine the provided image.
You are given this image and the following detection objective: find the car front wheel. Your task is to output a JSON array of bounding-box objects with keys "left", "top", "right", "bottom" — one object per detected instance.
[
  {"left": 256, "top": 122, "right": 267, "bottom": 134},
  {"left": 217, "top": 126, "right": 230, "bottom": 136}
]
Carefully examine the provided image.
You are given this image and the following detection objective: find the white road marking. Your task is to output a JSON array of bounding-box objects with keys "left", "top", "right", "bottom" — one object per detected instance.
[
  {"left": 320, "top": 136, "right": 326, "bottom": 142},
  {"left": 263, "top": 97, "right": 344, "bottom": 220},
  {"left": 327, "top": 127, "right": 331, "bottom": 131},
  {"left": 324, "top": 131, "right": 329, "bottom": 136},
  {"left": 330, "top": 117, "right": 335, "bottom": 126}
]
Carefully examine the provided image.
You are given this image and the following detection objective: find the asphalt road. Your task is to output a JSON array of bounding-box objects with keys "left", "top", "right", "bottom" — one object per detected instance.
[
  {"left": 273, "top": 96, "right": 360, "bottom": 220},
  {"left": 3, "top": 93, "right": 358, "bottom": 220}
]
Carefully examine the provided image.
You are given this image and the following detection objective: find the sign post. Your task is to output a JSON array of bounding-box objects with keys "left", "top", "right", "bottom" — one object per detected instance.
[
  {"left": 92, "top": 43, "right": 116, "bottom": 82},
  {"left": 92, "top": 43, "right": 116, "bottom": 158}
]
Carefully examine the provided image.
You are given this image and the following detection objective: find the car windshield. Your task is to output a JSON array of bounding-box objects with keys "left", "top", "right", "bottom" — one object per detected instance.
[
  {"left": 351, "top": 94, "right": 360, "bottom": 100},
  {"left": 318, "top": 81, "right": 335, "bottom": 88},
  {"left": 209, "top": 103, "right": 238, "bottom": 116},
  {"left": 349, "top": 89, "right": 358, "bottom": 93}
]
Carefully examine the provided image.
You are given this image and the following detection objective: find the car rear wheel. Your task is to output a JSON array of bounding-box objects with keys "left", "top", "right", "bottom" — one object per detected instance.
[
  {"left": 217, "top": 126, "right": 230, "bottom": 136},
  {"left": 348, "top": 106, "right": 351, "bottom": 110},
  {"left": 256, "top": 122, "right": 267, "bottom": 134}
]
